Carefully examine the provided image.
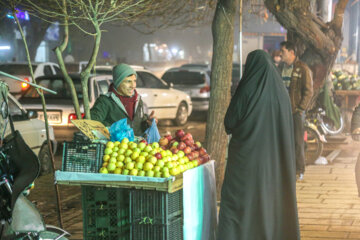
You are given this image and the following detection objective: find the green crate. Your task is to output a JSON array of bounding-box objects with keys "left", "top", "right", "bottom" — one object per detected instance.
[
  {"left": 82, "top": 186, "right": 130, "bottom": 240},
  {"left": 62, "top": 142, "right": 104, "bottom": 173},
  {"left": 129, "top": 189, "right": 183, "bottom": 225},
  {"left": 131, "top": 215, "right": 183, "bottom": 240}
]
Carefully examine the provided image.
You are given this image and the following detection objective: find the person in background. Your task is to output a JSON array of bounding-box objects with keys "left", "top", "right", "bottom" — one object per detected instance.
[
  {"left": 217, "top": 50, "right": 300, "bottom": 240},
  {"left": 90, "top": 63, "right": 157, "bottom": 136},
  {"left": 271, "top": 49, "right": 281, "bottom": 67},
  {"left": 280, "top": 41, "right": 313, "bottom": 181}
]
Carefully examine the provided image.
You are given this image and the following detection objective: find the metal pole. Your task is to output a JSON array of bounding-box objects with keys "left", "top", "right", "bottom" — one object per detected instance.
[
  {"left": 239, "top": 0, "right": 243, "bottom": 79},
  {"left": 0, "top": 71, "right": 57, "bottom": 95}
]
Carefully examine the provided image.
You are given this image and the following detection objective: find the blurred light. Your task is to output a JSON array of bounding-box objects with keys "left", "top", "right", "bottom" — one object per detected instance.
[
  {"left": 158, "top": 49, "right": 164, "bottom": 53},
  {"left": 171, "top": 48, "right": 178, "bottom": 55},
  {"left": 0, "top": 46, "right": 11, "bottom": 50}
]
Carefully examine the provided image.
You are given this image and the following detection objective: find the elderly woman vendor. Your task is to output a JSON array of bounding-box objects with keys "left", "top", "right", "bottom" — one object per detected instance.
[{"left": 90, "top": 64, "right": 156, "bottom": 136}]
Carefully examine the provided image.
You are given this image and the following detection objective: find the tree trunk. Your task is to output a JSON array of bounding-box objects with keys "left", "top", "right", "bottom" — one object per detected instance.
[
  {"left": 264, "top": 0, "right": 348, "bottom": 106},
  {"left": 206, "top": 0, "right": 236, "bottom": 199},
  {"left": 27, "top": 19, "right": 50, "bottom": 61}
]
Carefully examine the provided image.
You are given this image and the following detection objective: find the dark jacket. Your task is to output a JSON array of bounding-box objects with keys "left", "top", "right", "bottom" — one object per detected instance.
[
  {"left": 90, "top": 92, "right": 149, "bottom": 136},
  {"left": 289, "top": 59, "right": 313, "bottom": 113}
]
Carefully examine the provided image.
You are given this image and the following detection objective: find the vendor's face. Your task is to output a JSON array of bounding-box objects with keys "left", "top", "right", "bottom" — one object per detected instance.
[{"left": 117, "top": 74, "right": 136, "bottom": 97}]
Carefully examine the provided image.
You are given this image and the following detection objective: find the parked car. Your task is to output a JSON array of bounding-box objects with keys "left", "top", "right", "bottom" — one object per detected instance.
[
  {"left": 95, "top": 65, "right": 193, "bottom": 126},
  {"left": 6, "top": 93, "right": 57, "bottom": 175},
  {"left": 0, "top": 62, "right": 61, "bottom": 97},
  {"left": 162, "top": 67, "right": 210, "bottom": 111},
  {"left": 18, "top": 74, "right": 113, "bottom": 142}
]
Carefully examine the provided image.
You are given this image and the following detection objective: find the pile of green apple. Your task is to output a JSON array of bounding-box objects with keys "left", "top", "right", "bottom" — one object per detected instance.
[{"left": 98, "top": 138, "right": 199, "bottom": 178}]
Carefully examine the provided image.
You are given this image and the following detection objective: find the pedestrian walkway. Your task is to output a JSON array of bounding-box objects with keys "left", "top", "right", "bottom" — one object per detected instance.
[{"left": 298, "top": 149, "right": 360, "bottom": 240}]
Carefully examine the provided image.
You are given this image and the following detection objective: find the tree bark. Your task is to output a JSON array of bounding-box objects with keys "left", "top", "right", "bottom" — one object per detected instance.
[
  {"left": 206, "top": 0, "right": 236, "bottom": 199},
  {"left": 264, "top": 0, "right": 348, "bottom": 106}
]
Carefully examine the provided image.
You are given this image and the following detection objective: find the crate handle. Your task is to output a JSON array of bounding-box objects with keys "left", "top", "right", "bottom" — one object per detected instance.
[{"left": 139, "top": 217, "right": 153, "bottom": 225}]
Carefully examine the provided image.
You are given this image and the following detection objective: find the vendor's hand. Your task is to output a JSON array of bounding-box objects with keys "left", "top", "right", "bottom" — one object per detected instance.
[{"left": 147, "top": 110, "right": 158, "bottom": 125}]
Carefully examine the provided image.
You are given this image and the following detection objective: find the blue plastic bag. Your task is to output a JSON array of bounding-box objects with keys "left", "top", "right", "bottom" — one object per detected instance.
[
  {"left": 144, "top": 118, "right": 160, "bottom": 144},
  {"left": 109, "top": 118, "right": 134, "bottom": 142}
]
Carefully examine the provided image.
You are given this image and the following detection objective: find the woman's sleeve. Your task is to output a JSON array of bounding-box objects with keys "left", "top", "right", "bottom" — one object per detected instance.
[
  {"left": 224, "top": 91, "right": 247, "bottom": 134},
  {"left": 90, "top": 96, "right": 109, "bottom": 123}
]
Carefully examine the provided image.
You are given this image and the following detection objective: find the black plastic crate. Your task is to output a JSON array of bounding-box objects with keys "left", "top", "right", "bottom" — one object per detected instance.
[
  {"left": 82, "top": 186, "right": 130, "bottom": 240},
  {"left": 130, "top": 189, "right": 183, "bottom": 225},
  {"left": 131, "top": 215, "right": 183, "bottom": 240},
  {"left": 62, "top": 141, "right": 104, "bottom": 173}
]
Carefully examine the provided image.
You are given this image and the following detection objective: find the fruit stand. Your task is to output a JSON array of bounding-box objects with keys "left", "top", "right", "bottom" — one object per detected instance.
[{"left": 55, "top": 122, "right": 217, "bottom": 240}]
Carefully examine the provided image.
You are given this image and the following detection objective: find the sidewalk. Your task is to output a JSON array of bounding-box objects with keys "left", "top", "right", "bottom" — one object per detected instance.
[{"left": 298, "top": 147, "right": 360, "bottom": 240}]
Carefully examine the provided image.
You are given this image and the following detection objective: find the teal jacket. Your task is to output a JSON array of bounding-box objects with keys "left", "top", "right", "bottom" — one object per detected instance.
[{"left": 90, "top": 92, "right": 149, "bottom": 136}]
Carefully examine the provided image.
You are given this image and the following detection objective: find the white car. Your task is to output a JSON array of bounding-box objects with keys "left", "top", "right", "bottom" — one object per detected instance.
[
  {"left": 18, "top": 73, "right": 113, "bottom": 142},
  {"left": 95, "top": 65, "right": 193, "bottom": 125},
  {"left": 7, "top": 93, "right": 57, "bottom": 175},
  {"left": 0, "top": 62, "right": 61, "bottom": 97}
]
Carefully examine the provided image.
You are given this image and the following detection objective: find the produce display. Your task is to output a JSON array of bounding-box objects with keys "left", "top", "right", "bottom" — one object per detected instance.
[
  {"left": 99, "top": 130, "right": 210, "bottom": 178},
  {"left": 331, "top": 70, "right": 360, "bottom": 90}
]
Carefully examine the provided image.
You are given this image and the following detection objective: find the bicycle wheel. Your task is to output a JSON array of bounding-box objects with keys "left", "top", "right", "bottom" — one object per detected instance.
[
  {"left": 305, "top": 127, "right": 323, "bottom": 165},
  {"left": 321, "top": 115, "right": 344, "bottom": 135}
]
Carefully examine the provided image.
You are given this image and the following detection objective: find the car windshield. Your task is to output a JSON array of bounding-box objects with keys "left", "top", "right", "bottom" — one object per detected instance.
[
  {"left": 162, "top": 71, "right": 206, "bottom": 85},
  {"left": 21, "top": 77, "right": 84, "bottom": 99},
  {"left": 0, "top": 64, "right": 36, "bottom": 75}
]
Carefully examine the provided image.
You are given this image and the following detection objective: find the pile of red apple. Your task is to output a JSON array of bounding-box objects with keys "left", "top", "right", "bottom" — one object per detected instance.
[{"left": 159, "top": 129, "right": 210, "bottom": 166}]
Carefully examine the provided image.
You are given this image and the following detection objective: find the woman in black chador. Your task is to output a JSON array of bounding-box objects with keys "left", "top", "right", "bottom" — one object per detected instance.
[{"left": 217, "top": 50, "right": 300, "bottom": 240}]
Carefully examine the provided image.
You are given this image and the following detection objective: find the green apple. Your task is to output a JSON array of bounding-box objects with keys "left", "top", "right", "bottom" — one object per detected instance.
[
  {"left": 162, "top": 167, "right": 169, "bottom": 173},
  {"left": 119, "top": 142, "right": 128, "bottom": 150},
  {"left": 116, "top": 161, "right": 124, "bottom": 168},
  {"left": 106, "top": 141, "right": 115, "bottom": 149},
  {"left": 124, "top": 157, "right": 132, "bottom": 163},
  {"left": 166, "top": 162, "right": 174, "bottom": 169},
  {"left": 153, "top": 166, "right": 161, "bottom": 172},
  {"left": 156, "top": 159, "right": 165, "bottom": 168},
  {"left": 109, "top": 157, "right": 117, "bottom": 164},
  {"left": 166, "top": 150, "right": 172, "bottom": 157},
  {"left": 116, "top": 155, "right": 125, "bottom": 162},
  {"left": 178, "top": 165, "right": 185, "bottom": 173},
  {"left": 104, "top": 148, "right": 113, "bottom": 155},
  {"left": 133, "top": 148, "right": 141, "bottom": 154},
  {"left": 130, "top": 169, "right": 138, "bottom": 176},
  {"left": 143, "top": 162, "right": 154, "bottom": 171},
  {"left": 114, "top": 168, "right": 122, "bottom": 174},
  {"left": 121, "top": 138, "right": 129, "bottom": 144},
  {"left": 103, "top": 154, "right": 110, "bottom": 162},
  {"left": 160, "top": 151, "right": 167, "bottom": 157},
  {"left": 99, "top": 167, "right": 108, "bottom": 174},
  {"left": 125, "top": 149, "right": 133, "bottom": 157},
  {"left": 136, "top": 156, "right": 146, "bottom": 163},
  {"left": 107, "top": 163, "right": 116, "bottom": 172},
  {"left": 129, "top": 142, "right": 138, "bottom": 150},
  {"left": 154, "top": 171, "right": 162, "bottom": 178},
  {"left": 148, "top": 156, "right": 157, "bottom": 165},
  {"left": 111, "top": 152, "right": 118, "bottom": 158},
  {"left": 144, "top": 145, "right": 153, "bottom": 153},
  {"left": 150, "top": 149, "right": 158, "bottom": 156},
  {"left": 145, "top": 170, "right": 154, "bottom": 177},
  {"left": 140, "top": 152, "right": 149, "bottom": 157},
  {"left": 138, "top": 170, "right": 146, "bottom": 177},
  {"left": 131, "top": 152, "right": 140, "bottom": 160},
  {"left": 135, "top": 162, "right": 143, "bottom": 170},
  {"left": 122, "top": 169, "right": 129, "bottom": 175},
  {"left": 172, "top": 155, "right": 179, "bottom": 161},
  {"left": 138, "top": 142, "right": 146, "bottom": 150},
  {"left": 177, "top": 151, "right": 185, "bottom": 158},
  {"left": 178, "top": 157, "right": 185, "bottom": 165},
  {"left": 126, "top": 162, "right": 135, "bottom": 170},
  {"left": 118, "top": 148, "right": 126, "bottom": 155},
  {"left": 113, "top": 146, "right": 119, "bottom": 152},
  {"left": 183, "top": 156, "right": 189, "bottom": 163},
  {"left": 151, "top": 142, "right": 160, "bottom": 149},
  {"left": 162, "top": 172, "right": 171, "bottom": 178},
  {"left": 114, "top": 141, "right": 121, "bottom": 146},
  {"left": 170, "top": 167, "right": 180, "bottom": 176}
]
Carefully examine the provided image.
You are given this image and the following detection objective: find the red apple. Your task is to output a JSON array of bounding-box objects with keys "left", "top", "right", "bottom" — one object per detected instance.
[
  {"left": 190, "top": 145, "right": 196, "bottom": 151},
  {"left": 184, "top": 139, "right": 194, "bottom": 146},
  {"left": 187, "top": 154, "right": 194, "bottom": 161},
  {"left": 171, "top": 148, "right": 179, "bottom": 154},
  {"left": 181, "top": 133, "right": 193, "bottom": 141},
  {"left": 184, "top": 146, "right": 191, "bottom": 154},
  {"left": 155, "top": 152, "right": 162, "bottom": 159},
  {"left": 159, "top": 137, "right": 169, "bottom": 147},
  {"left": 177, "top": 142, "right": 186, "bottom": 150},
  {"left": 192, "top": 151, "right": 199, "bottom": 158},
  {"left": 140, "top": 139, "right": 148, "bottom": 145},
  {"left": 196, "top": 158, "right": 202, "bottom": 165},
  {"left": 202, "top": 153, "right": 210, "bottom": 162},
  {"left": 175, "top": 129, "right": 185, "bottom": 139},
  {"left": 164, "top": 134, "right": 172, "bottom": 141},
  {"left": 161, "top": 146, "right": 167, "bottom": 150},
  {"left": 199, "top": 147, "right": 207, "bottom": 156}
]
